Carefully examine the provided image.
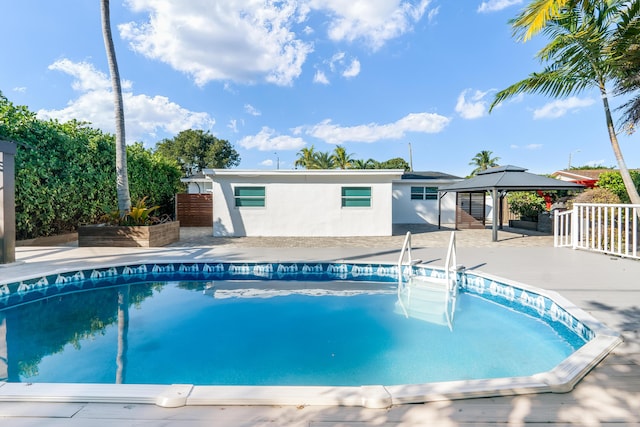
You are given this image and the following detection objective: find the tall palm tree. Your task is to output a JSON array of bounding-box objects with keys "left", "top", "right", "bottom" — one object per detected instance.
[
  {"left": 350, "top": 158, "right": 379, "bottom": 169},
  {"left": 510, "top": 0, "right": 593, "bottom": 41},
  {"left": 314, "top": 151, "right": 336, "bottom": 169},
  {"left": 491, "top": 0, "right": 640, "bottom": 205},
  {"left": 331, "top": 145, "right": 355, "bottom": 169},
  {"left": 469, "top": 150, "right": 500, "bottom": 176},
  {"left": 101, "top": 0, "right": 131, "bottom": 213},
  {"left": 611, "top": 2, "right": 640, "bottom": 132},
  {"left": 294, "top": 146, "right": 317, "bottom": 169}
]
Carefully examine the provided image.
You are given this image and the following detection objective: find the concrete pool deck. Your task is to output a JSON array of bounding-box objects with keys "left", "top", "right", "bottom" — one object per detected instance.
[{"left": 1, "top": 226, "right": 639, "bottom": 426}]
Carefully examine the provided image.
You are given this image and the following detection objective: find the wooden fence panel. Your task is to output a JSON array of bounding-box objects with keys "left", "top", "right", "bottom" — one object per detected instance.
[{"left": 175, "top": 193, "right": 212, "bottom": 227}]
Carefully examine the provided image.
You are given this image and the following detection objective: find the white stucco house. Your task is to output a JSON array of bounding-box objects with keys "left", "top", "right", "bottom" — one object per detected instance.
[{"left": 183, "top": 169, "right": 461, "bottom": 237}]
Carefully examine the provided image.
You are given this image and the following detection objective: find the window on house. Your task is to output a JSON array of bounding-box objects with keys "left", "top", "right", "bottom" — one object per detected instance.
[
  {"left": 342, "top": 187, "right": 371, "bottom": 207},
  {"left": 234, "top": 186, "right": 265, "bottom": 207},
  {"left": 411, "top": 186, "right": 438, "bottom": 200}
]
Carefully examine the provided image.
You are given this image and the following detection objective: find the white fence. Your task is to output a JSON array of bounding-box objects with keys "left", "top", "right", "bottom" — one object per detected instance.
[{"left": 554, "top": 203, "right": 640, "bottom": 260}]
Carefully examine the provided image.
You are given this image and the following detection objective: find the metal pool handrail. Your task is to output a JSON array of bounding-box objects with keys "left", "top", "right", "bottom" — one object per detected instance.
[{"left": 396, "top": 231, "right": 412, "bottom": 317}]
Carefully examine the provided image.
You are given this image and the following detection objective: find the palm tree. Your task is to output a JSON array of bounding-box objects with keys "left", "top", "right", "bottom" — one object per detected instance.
[
  {"left": 510, "top": 0, "right": 592, "bottom": 41},
  {"left": 314, "top": 151, "right": 336, "bottom": 169},
  {"left": 350, "top": 158, "right": 379, "bottom": 169},
  {"left": 490, "top": 1, "right": 640, "bottom": 205},
  {"left": 101, "top": 0, "right": 131, "bottom": 213},
  {"left": 469, "top": 150, "right": 500, "bottom": 176},
  {"left": 331, "top": 145, "right": 355, "bottom": 169},
  {"left": 294, "top": 146, "right": 317, "bottom": 169}
]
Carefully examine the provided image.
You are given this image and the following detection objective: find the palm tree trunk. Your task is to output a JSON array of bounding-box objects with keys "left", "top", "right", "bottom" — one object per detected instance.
[
  {"left": 101, "top": 0, "right": 131, "bottom": 213},
  {"left": 601, "top": 87, "right": 640, "bottom": 205}
]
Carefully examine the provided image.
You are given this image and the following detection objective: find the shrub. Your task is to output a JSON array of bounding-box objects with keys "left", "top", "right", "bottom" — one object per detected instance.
[
  {"left": 507, "top": 191, "right": 547, "bottom": 220},
  {"left": 568, "top": 188, "right": 621, "bottom": 208}
]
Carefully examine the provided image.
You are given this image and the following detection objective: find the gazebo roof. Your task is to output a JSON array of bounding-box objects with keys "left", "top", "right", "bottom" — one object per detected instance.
[{"left": 438, "top": 165, "right": 585, "bottom": 193}]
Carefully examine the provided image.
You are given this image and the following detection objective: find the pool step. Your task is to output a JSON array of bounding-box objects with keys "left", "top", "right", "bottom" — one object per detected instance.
[{"left": 395, "top": 276, "right": 455, "bottom": 327}]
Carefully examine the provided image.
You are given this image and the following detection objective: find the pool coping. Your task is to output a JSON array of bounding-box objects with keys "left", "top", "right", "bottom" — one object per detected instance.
[{"left": 0, "top": 260, "right": 623, "bottom": 409}]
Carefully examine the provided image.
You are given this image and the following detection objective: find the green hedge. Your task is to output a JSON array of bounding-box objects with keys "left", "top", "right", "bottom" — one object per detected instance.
[{"left": 1, "top": 93, "right": 184, "bottom": 240}]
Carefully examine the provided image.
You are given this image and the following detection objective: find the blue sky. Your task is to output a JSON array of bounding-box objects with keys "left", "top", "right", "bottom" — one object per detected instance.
[{"left": 1, "top": 0, "right": 639, "bottom": 177}]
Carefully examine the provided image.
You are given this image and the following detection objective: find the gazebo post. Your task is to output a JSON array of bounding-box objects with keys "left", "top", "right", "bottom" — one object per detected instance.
[
  {"left": 0, "top": 140, "right": 16, "bottom": 264},
  {"left": 491, "top": 188, "right": 499, "bottom": 242}
]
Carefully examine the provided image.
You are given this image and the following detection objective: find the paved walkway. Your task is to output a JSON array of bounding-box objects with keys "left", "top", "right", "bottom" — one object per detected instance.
[{"left": 1, "top": 227, "right": 639, "bottom": 426}]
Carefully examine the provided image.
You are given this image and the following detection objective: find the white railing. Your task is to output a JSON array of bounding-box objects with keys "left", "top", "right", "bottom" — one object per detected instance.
[{"left": 554, "top": 203, "right": 640, "bottom": 260}]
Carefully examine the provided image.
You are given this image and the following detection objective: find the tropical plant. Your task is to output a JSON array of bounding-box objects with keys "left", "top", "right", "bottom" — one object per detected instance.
[
  {"left": 469, "top": 150, "right": 500, "bottom": 176},
  {"left": 101, "top": 0, "right": 131, "bottom": 213},
  {"left": 314, "top": 151, "right": 336, "bottom": 169},
  {"left": 331, "top": 145, "right": 355, "bottom": 169},
  {"left": 101, "top": 196, "right": 162, "bottom": 226},
  {"left": 611, "top": 2, "right": 640, "bottom": 133},
  {"left": 350, "top": 158, "right": 379, "bottom": 169},
  {"left": 490, "top": 0, "right": 640, "bottom": 206},
  {"left": 294, "top": 146, "right": 318, "bottom": 169}
]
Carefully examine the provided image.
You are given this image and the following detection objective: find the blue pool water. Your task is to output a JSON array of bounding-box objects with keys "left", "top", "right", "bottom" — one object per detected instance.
[{"left": 2, "top": 278, "right": 586, "bottom": 386}]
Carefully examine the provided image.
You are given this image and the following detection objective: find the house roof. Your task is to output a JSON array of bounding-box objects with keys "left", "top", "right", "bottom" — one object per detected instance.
[
  {"left": 438, "top": 165, "right": 585, "bottom": 193},
  {"left": 401, "top": 171, "right": 462, "bottom": 180},
  {"left": 551, "top": 169, "right": 616, "bottom": 181},
  {"left": 201, "top": 168, "right": 406, "bottom": 179}
]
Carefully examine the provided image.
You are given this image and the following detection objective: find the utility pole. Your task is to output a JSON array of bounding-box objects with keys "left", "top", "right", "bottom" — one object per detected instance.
[{"left": 408, "top": 143, "right": 413, "bottom": 172}]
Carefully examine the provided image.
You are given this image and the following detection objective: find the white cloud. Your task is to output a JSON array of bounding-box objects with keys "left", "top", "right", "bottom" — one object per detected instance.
[
  {"left": 477, "top": 0, "right": 523, "bottom": 13},
  {"left": 343, "top": 59, "right": 361, "bottom": 78},
  {"left": 533, "top": 96, "right": 595, "bottom": 119},
  {"left": 455, "top": 89, "right": 491, "bottom": 119},
  {"left": 118, "top": 1, "right": 434, "bottom": 87},
  {"left": 228, "top": 119, "right": 238, "bottom": 133},
  {"left": 310, "top": 0, "right": 433, "bottom": 50},
  {"left": 261, "top": 159, "right": 274, "bottom": 166},
  {"left": 13, "top": 87, "right": 27, "bottom": 93},
  {"left": 316, "top": 51, "right": 360, "bottom": 82},
  {"left": 37, "top": 59, "right": 215, "bottom": 143},
  {"left": 427, "top": 6, "right": 440, "bottom": 22},
  {"left": 239, "top": 126, "right": 306, "bottom": 151},
  {"left": 244, "top": 104, "right": 261, "bottom": 116},
  {"left": 120, "top": 0, "right": 313, "bottom": 86},
  {"left": 314, "top": 70, "right": 330, "bottom": 85},
  {"left": 307, "top": 112, "right": 450, "bottom": 144}
]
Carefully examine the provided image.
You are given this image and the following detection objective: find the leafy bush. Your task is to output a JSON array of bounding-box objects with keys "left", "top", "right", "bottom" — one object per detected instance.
[
  {"left": 569, "top": 188, "right": 621, "bottom": 207},
  {"left": 596, "top": 171, "right": 640, "bottom": 203},
  {"left": 507, "top": 191, "right": 547, "bottom": 220},
  {"left": 0, "top": 93, "right": 184, "bottom": 239}
]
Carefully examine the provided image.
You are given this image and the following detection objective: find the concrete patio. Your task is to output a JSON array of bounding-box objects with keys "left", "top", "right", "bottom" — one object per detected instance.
[{"left": 0, "top": 226, "right": 638, "bottom": 426}]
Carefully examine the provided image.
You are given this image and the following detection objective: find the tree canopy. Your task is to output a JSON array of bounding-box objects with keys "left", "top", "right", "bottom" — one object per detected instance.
[{"left": 155, "top": 129, "right": 240, "bottom": 175}]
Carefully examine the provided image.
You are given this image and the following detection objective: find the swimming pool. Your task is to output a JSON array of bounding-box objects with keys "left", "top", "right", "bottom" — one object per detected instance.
[{"left": 0, "top": 261, "right": 622, "bottom": 408}]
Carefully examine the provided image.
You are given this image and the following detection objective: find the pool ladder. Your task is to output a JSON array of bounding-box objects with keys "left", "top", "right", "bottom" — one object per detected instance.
[{"left": 397, "top": 231, "right": 462, "bottom": 330}]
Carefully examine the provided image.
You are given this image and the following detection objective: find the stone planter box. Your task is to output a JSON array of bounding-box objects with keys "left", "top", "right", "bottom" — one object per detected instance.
[
  {"left": 508, "top": 219, "right": 538, "bottom": 231},
  {"left": 78, "top": 221, "right": 180, "bottom": 247}
]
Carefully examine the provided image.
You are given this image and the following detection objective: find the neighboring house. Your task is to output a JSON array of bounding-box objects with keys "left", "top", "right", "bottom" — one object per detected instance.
[
  {"left": 182, "top": 169, "right": 462, "bottom": 237},
  {"left": 550, "top": 169, "right": 615, "bottom": 188}
]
